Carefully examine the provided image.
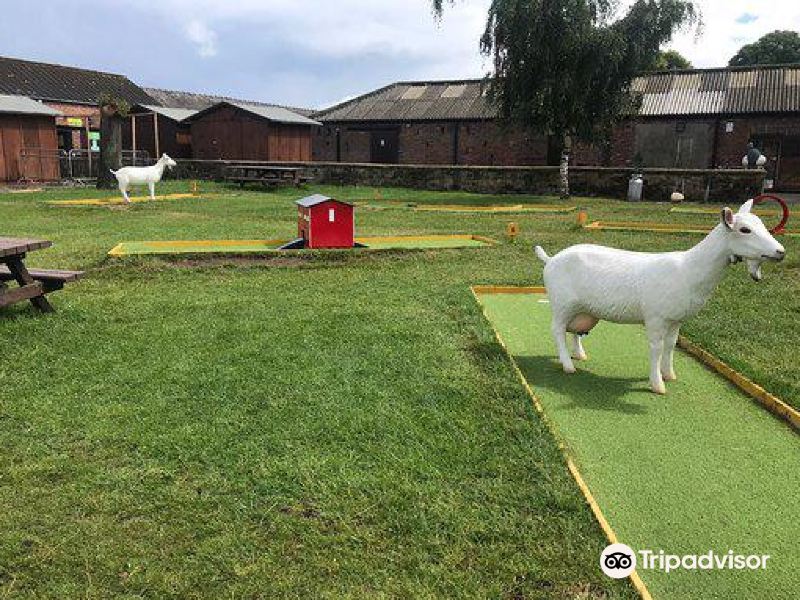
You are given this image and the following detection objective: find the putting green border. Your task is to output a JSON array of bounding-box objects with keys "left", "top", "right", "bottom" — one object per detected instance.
[
  {"left": 584, "top": 220, "right": 800, "bottom": 236},
  {"left": 47, "top": 193, "right": 199, "bottom": 207},
  {"left": 471, "top": 285, "right": 653, "bottom": 600},
  {"left": 413, "top": 204, "right": 577, "bottom": 214},
  {"left": 108, "top": 234, "right": 497, "bottom": 257},
  {"left": 669, "top": 206, "right": 781, "bottom": 217}
]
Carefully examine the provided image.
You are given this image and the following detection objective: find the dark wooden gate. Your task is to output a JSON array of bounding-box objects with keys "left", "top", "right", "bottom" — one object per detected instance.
[{"left": 370, "top": 130, "right": 399, "bottom": 164}]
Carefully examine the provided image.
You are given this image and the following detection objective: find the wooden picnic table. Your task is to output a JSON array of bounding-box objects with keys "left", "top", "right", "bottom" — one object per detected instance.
[
  {"left": 224, "top": 164, "right": 312, "bottom": 188},
  {"left": 0, "top": 237, "right": 83, "bottom": 313}
]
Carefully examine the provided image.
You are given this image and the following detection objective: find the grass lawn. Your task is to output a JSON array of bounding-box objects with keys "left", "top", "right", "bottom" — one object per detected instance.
[{"left": 0, "top": 181, "right": 797, "bottom": 598}]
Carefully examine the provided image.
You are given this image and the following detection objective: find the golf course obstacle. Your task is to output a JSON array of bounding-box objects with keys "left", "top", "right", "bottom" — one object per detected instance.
[
  {"left": 538, "top": 200, "right": 787, "bottom": 394},
  {"left": 279, "top": 195, "right": 358, "bottom": 249},
  {"left": 473, "top": 286, "right": 800, "bottom": 599}
]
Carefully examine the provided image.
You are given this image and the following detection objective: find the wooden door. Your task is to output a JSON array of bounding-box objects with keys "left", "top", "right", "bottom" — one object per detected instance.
[{"left": 370, "top": 130, "right": 399, "bottom": 164}]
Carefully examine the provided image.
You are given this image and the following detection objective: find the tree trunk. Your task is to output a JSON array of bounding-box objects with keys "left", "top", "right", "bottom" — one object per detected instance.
[
  {"left": 97, "top": 106, "right": 123, "bottom": 189},
  {"left": 559, "top": 135, "right": 572, "bottom": 199}
]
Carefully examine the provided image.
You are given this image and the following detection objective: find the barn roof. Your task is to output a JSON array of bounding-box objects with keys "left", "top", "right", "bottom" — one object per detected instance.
[
  {"left": 296, "top": 194, "right": 352, "bottom": 207},
  {"left": 0, "top": 94, "right": 62, "bottom": 116},
  {"left": 0, "top": 55, "right": 155, "bottom": 106},
  {"left": 317, "top": 80, "right": 493, "bottom": 122},
  {"left": 132, "top": 104, "right": 198, "bottom": 122},
  {"left": 184, "top": 101, "right": 322, "bottom": 126},
  {"left": 317, "top": 65, "right": 800, "bottom": 122},
  {"left": 144, "top": 87, "right": 316, "bottom": 117}
]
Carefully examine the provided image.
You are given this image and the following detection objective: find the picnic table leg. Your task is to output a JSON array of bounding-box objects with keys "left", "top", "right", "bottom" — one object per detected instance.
[{"left": 5, "top": 257, "right": 54, "bottom": 313}]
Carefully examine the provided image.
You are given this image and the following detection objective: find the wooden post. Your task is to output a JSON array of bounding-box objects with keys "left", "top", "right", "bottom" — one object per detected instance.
[
  {"left": 153, "top": 112, "right": 160, "bottom": 159},
  {"left": 131, "top": 114, "right": 137, "bottom": 164},
  {"left": 85, "top": 118, "right": 92, "bottom": 174}
]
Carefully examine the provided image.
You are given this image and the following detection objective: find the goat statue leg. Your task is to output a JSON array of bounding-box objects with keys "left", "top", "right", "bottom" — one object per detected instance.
[
  {"left": 551, "top": 313, "right": 576, "bottom": 374},
  {"left": 148, "top": 182, "right": 156, "bottom": 200},
  {"left": 645, "top": 319, "right": 668, "bottom": 394},
  {"left": 660, "top": 322, "right": 681, "bottom": 381},
  {"left": 571, "top": 334, "right": 588, "bottom": 361}
]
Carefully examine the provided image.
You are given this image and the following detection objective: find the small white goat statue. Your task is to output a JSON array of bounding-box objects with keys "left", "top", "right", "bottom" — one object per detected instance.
[
  {"left": 535, "top": 200, "right": 786, "bottom": 395},
  {"left": 110, "top": 153, "right": 177, "bottom": 204}
]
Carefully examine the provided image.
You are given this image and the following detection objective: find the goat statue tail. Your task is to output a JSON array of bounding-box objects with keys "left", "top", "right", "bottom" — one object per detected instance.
[
  {"left": 534, "top": 245, "right": 550, "bottom": 264},
  {"left": 109, "top": 168, "right": 117, "bottom": 175}
]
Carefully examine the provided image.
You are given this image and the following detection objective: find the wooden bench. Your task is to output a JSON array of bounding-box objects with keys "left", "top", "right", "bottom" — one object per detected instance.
[
  {"left": 0, "top": 267, "right": 83, "bottom": 294},
  {"left": 224, "top": 165, "right": 309, "bottom": 188}
]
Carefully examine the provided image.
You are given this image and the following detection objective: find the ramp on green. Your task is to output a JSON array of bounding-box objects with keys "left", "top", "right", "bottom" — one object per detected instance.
[
  {"left": 108, "top": 235, "right": 493, "bottom": 256},
  {"left": 477, "top": 291, "right": 800, "bottom": 600}
]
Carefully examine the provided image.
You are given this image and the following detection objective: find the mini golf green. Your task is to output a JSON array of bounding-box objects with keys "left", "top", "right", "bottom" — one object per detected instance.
[
  {"left": 476, "top": 290, "right": 800, "bottom": 600},
  {"left": 108, "top": 235, "right": 494, "bottom": 256}
]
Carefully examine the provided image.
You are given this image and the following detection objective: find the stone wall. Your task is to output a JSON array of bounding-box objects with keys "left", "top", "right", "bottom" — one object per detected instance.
[{"left": 174, "top": 159, "right": 765, "bottom": 203}]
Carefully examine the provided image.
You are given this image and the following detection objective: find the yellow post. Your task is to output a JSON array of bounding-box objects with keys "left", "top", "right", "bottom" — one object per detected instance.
[
  {"left": 576, "top": 209, "right": 588, "bottom": 227},
  {"left": 190, "top": 180, "right": 199, "bottom": 196},
  {"left": 506, "top": 222, "right": 519, "bottom": 241}
]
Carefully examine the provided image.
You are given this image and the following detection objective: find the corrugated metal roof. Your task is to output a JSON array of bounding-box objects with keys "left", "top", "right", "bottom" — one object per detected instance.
[
  {"left": 143, "top": 87, "right": 315, "bottom": 117},
  {"left": 0, "top": 55, "right": 154, "bottom": 105},
  {"left": 634, "top": 65, "right": 800, "bottom": 116},
  {"left": 227, "top": 102, "right": 321, "bottom": 126},
  {"left": 135, "top": 104, "right": 197, "bottom": 122},
  {"left": 0, "top": 94, "right": 61, "bottom": 116},
  {"left": 317, "top": 80, "right": 495, "bottom": 122},
  {"left": 319, "top": 66, "right": 800, "bottom": 123},
  {"left": 182, "top": 100, "right": 321, "bottom": 126},
  {"left": 296, "top": 194, "right": 352, "bottom": 207}
]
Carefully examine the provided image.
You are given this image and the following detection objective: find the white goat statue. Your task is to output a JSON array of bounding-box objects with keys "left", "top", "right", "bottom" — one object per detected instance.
[
  {"left": 110, "top": 154, "right": 177, "bottom": 203},
  {"left": 535, "top": 200, "right": 785, "bottom": 394}
]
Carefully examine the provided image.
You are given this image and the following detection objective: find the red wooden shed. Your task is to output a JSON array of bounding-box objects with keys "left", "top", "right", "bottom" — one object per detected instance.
[{"left": 296, "top": 194, "right": 354, "bottom": 249}]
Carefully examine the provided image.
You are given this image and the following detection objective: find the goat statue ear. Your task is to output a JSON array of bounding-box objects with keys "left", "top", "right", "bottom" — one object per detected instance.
[
  {"left": 738, "top": 199, "right": 754, "bottom": 214},
  {"left": 721, "top": 207, "right": 735, "bottom": 230}
]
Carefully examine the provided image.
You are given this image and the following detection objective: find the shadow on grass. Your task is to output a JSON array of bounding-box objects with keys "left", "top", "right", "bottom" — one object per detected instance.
[{"left": 514, "top": 355, "right": 652, "bottom": 416}]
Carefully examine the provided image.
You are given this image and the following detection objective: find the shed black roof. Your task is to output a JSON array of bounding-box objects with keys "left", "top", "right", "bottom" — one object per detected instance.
[
  {"left": 0, "top": 55, "right": 155, "bottom": 106},
  {"left": 144, "top": 87, "right": 315, "bottom": 117}
]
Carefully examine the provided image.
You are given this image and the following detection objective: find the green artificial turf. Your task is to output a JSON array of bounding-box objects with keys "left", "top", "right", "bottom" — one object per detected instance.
[
  {"left": 109, "top": 235, "right": 491, "bottom": 256},
  {"left": 477, "top": 291, "right": 800, "bottom": 600},
  {"left": 0, "top": 180, "right": 797, "bottom": 596}
]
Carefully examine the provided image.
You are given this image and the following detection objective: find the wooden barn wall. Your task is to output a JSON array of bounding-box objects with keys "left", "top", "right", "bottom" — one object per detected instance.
[
  {"left": 268, "top": 124, "right": 312, "bottom": 161},
  {"left": 0, "top": 115, "right": 59, "bottom": 182},
  {"left": 190, "top": 105, "right": 312, "bottom": 161},
  {"left": 122, "top": 115, "right": 192, "bottom": 160}
]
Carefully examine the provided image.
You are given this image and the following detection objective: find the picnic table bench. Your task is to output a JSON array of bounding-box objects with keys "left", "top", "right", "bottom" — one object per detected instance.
[
  {"left": 224, "top": 165, "right": 313, "bottom": 188},
  {"left": 0, "top": 237, "right": 84, "bottom": 313}
]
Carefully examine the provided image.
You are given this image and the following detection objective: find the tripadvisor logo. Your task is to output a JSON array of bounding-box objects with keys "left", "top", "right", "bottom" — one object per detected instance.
[{"left": 600, "top": 543, "right": 770, "bottom": 577}]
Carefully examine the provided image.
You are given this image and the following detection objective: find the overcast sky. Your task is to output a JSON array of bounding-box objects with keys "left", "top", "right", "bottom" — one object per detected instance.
[{"left": 0, "top": 1, "right": 798, "bottom": 110}]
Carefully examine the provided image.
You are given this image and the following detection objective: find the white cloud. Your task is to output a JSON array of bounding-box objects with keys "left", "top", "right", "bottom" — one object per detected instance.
[
  {"left": 184, "top": 19, "right": 218, "bottom": 58},
  {"left": 649, "top": 1, "right": 800, "bottom": 67}
]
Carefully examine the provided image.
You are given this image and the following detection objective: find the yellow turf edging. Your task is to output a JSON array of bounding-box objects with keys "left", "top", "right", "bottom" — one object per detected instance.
[
  {"left": 414, "top": 204, "right": 577, "bottom": 214},
  {"left": 47, "top": 193, "right": 198, "bottom": 207},
  {"left": 584, "top": 221, "right": 800, "bottom": 236},
  {"left": 470, "top": 285, "right": 653, "bottom": 600},
  {"left": 108, "top": 235, "right": 497, "bottom": 257},
  {"left": 677, "top": 336, "right": 800, "bottom": 432}
]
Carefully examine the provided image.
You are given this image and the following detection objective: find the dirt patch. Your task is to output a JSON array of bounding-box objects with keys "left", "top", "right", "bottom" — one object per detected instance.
[{"left": 171, "top": 256, "right": 309, "bottom": 268}]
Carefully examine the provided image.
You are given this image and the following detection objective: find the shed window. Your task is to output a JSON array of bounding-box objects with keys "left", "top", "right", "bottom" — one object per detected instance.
[{"left": 329, "top": 208, "right": 335, "bottom": 222}]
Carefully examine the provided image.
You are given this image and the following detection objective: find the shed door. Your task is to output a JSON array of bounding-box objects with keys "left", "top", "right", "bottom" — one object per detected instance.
[{"left": 370, "top": 130, "right": 399, "bottom": 164}]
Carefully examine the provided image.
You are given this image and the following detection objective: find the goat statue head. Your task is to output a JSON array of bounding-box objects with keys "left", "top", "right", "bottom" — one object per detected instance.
[{"left": 722, "top": 200, "right": 786, "bottom": 281}]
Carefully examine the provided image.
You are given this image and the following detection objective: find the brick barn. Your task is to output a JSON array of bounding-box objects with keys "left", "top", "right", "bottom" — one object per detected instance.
[
  {"left": 314, "top": 66, "right": 800, "bottom": 191},
  {"left": 0, "top": 94, "right": 61, "bottom": 182},
  {"left": 0, "top": 56, "right": 154, "bottom": 155},
  {"left": 313, "top": 80, "right": 548, "bottom": 166},
  {"left": 184, "top": 101, "right": 321, "bottom": 161}
]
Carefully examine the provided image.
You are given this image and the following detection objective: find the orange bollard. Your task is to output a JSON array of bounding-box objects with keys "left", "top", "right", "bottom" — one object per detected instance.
[
  {"left": 506, "top": 221, "right": 519, "bottom": 241},
  {"left": 576, "top": 210, "right": 588, "bottom": 227}
]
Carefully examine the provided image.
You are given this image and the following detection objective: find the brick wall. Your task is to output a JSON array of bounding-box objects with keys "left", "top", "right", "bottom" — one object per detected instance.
[
  {"left": 313, "top": 120, "right": 549, "bottom": 166},
  {"left": 174, "top": 158, "right": 764, "bottom": 203}
]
